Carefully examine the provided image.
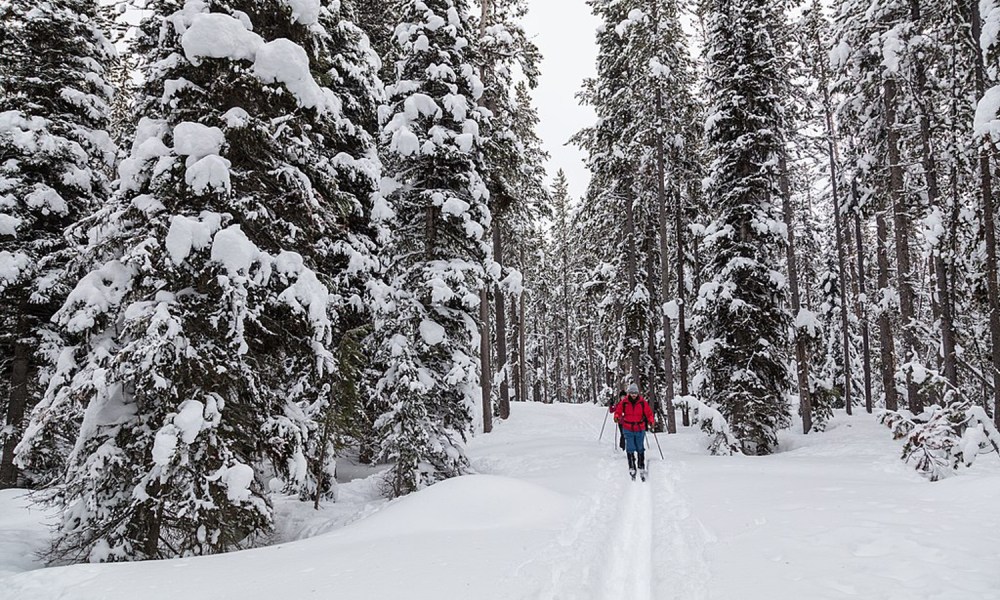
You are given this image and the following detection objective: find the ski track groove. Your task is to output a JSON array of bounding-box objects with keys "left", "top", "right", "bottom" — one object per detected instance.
[
  {"left": 599, "top": 467, "right": 654, "bottom": 600},
  {"left": 527, "top": 422, "right": 714, "bottom": 600},
  {"left": 651, "top": 459, "right": 713, "bottom": 600}
]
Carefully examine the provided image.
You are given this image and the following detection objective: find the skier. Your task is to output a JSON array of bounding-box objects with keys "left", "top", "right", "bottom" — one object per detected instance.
[
  {"left": 608, "top": 389, "right": 626, "bottom": 450},
  {"left": 613, "top": 383, "right": 654, "bottom": 481}
]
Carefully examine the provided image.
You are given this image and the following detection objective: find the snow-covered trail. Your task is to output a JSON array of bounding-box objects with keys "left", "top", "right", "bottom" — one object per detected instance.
[{"left": 1, "top": 402, "right": 999, "bottom": 600}]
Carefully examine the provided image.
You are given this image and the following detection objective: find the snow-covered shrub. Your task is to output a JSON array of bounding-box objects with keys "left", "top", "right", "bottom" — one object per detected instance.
[
  {"left": 675, "top": 395, "right": 742, "bottom": 456},
  {"left": 881, "top": 399, "right": 1000, "bottom": 481}
]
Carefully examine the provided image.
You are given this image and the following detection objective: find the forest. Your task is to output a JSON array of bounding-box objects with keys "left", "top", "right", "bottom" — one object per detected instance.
[{"left": 1, "top": 0, "right": 1000, "bottom": 566}]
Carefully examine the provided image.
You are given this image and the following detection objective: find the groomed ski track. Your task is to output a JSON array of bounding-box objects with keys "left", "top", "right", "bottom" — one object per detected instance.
[{"left": 472, "top": 403, "right": 714, "bottom": 600}]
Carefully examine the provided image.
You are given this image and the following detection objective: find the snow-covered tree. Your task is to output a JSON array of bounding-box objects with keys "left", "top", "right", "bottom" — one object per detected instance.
[
  {"left": 0, "top": 0, "right": 114, "bottom": 487},
  {"left": 880, "top": 400, "right": 1000, "bottom": 481},
  {"left": 693, "top": 0, "right": 792, "bottom": 455},
  {"left": 375, "top": 0, "right": 492, "bottom": 497},
  {"left": 16, "top": 0, "right": 384, "bottom": 562}
]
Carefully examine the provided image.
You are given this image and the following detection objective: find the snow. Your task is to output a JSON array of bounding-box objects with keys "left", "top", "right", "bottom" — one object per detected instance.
[
  {"left": 253, "top": 39, "right": 329, "bottom": 111},
  {"left": 0, "top": 251, "right": 30, "bottom": 286},
  {"left": 975, "top": 84, "right": 1000, "bottom": 142},
  {"left": 419, "top": 319, "right": 446, "bottom": 345},
  {"left": 164, "top": 212, "right": 221, "bottom": 266},
  {"left": 181, "top": 12, "right": 263, "bottom": 65},
  {"left": 223, "top": 463, "right": 255, "bottom": 502},
  {"left": 210, "top": 225, "right": 260, "bottom": 275},
  {"left": 3, "top": 404, "right": 998, "bottom": 600},
  {"left": 281, "top": 0, "right": 320, "bottom": 25},
  {"left": 174, "top": 400, "right": 205, "bottom": 444},
  {"left": 172, "top": 121, "right": 225, "bottom": 159},
  {"left": 184, "top": 154, "right": 232, "bottom": 195},
  {"left": 151, "top": 426, "right": 178, "bottom": 467},
  {"left": 881, "top": 26, "right": 904, "bottom": 73},
  {"left": 793, "top": 307, "right": 821, "bottom": 338},
  {"left": 25, "top": 185, "right": 68, "bottom": 216},
  {"left": 664, "top": 299, "right": 679, "bottom": 320}
]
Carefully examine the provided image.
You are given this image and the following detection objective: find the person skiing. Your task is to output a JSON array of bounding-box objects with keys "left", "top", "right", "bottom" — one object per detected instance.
[
  {"left": 608, "top": 389, "right": 626, "bottom": 450},
  {"left": 613, "top": 383, "right": 654, "bottom": 481}
]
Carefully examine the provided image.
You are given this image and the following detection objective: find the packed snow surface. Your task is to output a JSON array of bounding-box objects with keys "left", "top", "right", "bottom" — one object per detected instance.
[{"left": 1, "top": 403, "right": 998, "bottom": 599}]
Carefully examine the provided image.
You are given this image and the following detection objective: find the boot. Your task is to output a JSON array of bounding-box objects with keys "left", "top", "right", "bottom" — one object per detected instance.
[
  {"left": 627, "top": 452, "right": 636, "bottom": 479},
  {"left": 637, "top": 452, "right": 645, "bottom": 470}
]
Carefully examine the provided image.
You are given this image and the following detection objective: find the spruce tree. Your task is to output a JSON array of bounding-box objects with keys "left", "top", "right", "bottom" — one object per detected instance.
[
  {"left": 0, "top": 0, "right": 114, "bottom": 487},
  {"left": 375, "top": 0, "right": 492, "bottom": 497},
  {"left": 16, "top": 0, "right": 383, "bottom": 561},
  {"left": 694, "top": 0, "right": 792, "bottom": 455}
]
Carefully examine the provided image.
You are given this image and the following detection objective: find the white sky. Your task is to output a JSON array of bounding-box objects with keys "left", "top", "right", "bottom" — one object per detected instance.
[{"left": 522, "top": 0, "right": 599, "bottom": 202}]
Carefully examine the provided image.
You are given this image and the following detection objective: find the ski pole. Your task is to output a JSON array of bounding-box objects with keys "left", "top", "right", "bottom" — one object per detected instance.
[
  {"left": 651, "top": 429, "right": 664, "bottom": 460},
  {"left": 599, "top": 409, "right": 610, "bottom": 441}
]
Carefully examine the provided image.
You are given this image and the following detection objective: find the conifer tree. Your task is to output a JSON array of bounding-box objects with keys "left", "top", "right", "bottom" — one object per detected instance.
[
  {"left": 16, "top": 0, "right": 383, "bottom": 561},
  {"left": 694, "top": 0, "right": 792, "bottom": 455},
  {"left": 375, "top": 0, "right": 492, "bottom": 497},
  {"left": 0, "top": 0, "right": 114, "bottom": 487}
]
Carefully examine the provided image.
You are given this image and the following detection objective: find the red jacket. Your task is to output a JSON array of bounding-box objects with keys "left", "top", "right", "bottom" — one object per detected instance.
[{"left": 614, "top": 395, "right": 654, "bottom": 432}]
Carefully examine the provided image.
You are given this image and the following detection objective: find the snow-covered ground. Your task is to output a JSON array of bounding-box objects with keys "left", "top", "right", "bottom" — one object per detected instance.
[{"left": 1, "top": 403, "right": 998, "bottom": 600}]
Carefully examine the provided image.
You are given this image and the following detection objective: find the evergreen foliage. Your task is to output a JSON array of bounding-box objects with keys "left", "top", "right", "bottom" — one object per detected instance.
[
  {"left": 693, "top": 0, "right": 792, "bottom": 455},
  {"left": 0, "top": 0, "right": 115, "bottom": 487},
  {"left": 15, "top": 0, "right": 383, "bottom": 561},
  {"left": 375, "top": 0, "right": 492, "bottom": 497}
]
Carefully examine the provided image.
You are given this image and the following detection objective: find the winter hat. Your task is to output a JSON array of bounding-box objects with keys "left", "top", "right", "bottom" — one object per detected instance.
[{"left": 626, "top": 383, "right": 639, "bottom": 395}]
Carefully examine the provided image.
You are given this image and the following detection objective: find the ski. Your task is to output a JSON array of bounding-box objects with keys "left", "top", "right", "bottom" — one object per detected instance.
[{"left": 640, "top": 470, "right": 647, "bottom": 482}]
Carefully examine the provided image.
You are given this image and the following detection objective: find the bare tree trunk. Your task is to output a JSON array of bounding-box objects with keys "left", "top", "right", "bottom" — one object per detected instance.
[
  {"left": 492, "top": 227, "right": 511, "bottom": 418},
  {"left": 885, "top": 77, "right": 921, "bottom": 412},
  {"left": 646, "top": 232, "right": 660, "bottom": 415},
  {"left": 779, "top": 155, "right": 813, "bottom": 433},
  {"left": 624, "top": 185, "right": 641, "bottom": 385},
  {"left": 520, "top": 292, "right": 528, "bottom": 404},
  {"left": 910, "top": 0, "right": 958, "bottom": 390},
  {"left": 876, "top": 205, "right": 899, "bottom": 411},
  {"left": 563, "top": 249, "right": 573, "bottom": 403},
  {"left": 0, "top": 323, "right": 29, "bottom": 488},
  {"left": 511, "top": 296, "right": 522, "bottom": 404},
  {"left": 972, "top": 0, "right": 1000, "bottom": 427},
  {"left": 852, "top": 182, "right": 874, "bottom": 413},
  {"left": 587, "top": 323, "right": 597, "bottom": 404},
  {"left": 480, "top": 288, "right": 493, "bottom": 432},
  {"left": 817, "top": 42, "right": 853, "bottom": 415},
  {"left": 653, "top": 104, "right": 676, "bottom": 433},
  {"left": 677, "top": 186, "right": 692, "bottom": 427}
]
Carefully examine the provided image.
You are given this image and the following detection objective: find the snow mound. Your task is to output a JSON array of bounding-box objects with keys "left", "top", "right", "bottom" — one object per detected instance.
[{"left": 339, "top": 475, "right": 569, "bottom": 539}]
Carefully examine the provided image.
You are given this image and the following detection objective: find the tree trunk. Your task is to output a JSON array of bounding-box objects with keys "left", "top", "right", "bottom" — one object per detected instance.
[
  {"left": 817, "top": 41, "right": 853, "bottom": 415},
  {"left": 852, "top": 182, "right": 874, "bottom": 413},
  {"left": 910, "top": 0, "right": 958, "bottom": 389},
  {"left": 654, "top": 99, "right": 677, "bottom": 433},
  {"left": 972, "top": 0, "right": 1000, "bottom": 427},
  {"left": 587, "top": 323, "right": 598, "bottom": 405},
  {"left": 779, "top": 155, "right": 813, "bottom": 433},
  {"left": 884, "top": 77, "right": 921, "bottom": 412},
  {"left": 876, "top": 204, "right": 899, "bottom": 411},
  {"left": 563, "top": 247, "right": 573, "bottom": 403},
  {"left": 624, "top": 184, "right": 642, "bottom": 385},
  {"left": 520, "top": 291, "right": 528, "bottom": 404},
  {"left": 493, "top": 226, "right": 510, "bottom": 418},
  {"left": 0, "top": 327, "right": 29, "bottom": 489},
  {"left": 677, "top": 188, "right": 692, "bottom": 428},
  {"left": 511, "top": 296, "right": 521, "bottom": 404},
  {"left": 480, "top": 288, "right": 493, "bottom": 432}
]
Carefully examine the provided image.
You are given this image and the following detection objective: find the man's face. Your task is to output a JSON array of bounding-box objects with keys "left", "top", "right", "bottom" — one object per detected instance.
[{"left": 628, "top": 392, "right": 637, "bottom": 399}]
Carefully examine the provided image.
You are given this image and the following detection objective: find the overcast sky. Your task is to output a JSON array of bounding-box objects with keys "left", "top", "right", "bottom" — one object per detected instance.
[{"left": 522, "top": 0, "right": 599, "bottom": 202}]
